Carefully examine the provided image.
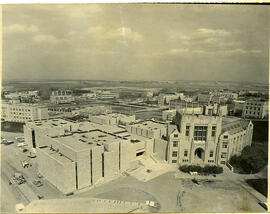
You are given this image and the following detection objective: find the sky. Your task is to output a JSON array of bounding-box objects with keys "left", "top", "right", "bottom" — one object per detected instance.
[{"left": 2, "top": 4, "right": 269, "bottom": 82}]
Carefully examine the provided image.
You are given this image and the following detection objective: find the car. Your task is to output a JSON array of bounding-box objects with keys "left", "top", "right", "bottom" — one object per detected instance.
[
  {"left": 17, "top": 142, "right": 27, "bottom": 147},
  {"left": 15, "top": 203, "right": 25, "bottom": 213},
  {"left": 5, "top": 140, "right": 14, "bottom": 145},
  {"left": 27, "top": 152, "right": 37, "bottom": 158},
  {"left": 33, "top": 180, "right": 43, "bottom": 187},
  {"left": 38, "top": 195, "right": 44, "bottom": 200},
  {"left": 21, "top": 160, "right": 30, "bottom": 168},
  {"left": 22, "top": 148, "right": 28, "bottom": 153},
  {"left": 1, "top": 139, "right": 7, "bottom": 144}
]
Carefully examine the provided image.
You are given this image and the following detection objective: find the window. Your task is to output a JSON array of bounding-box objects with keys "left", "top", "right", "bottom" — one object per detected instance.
[
  {"left": 182, "top": 159, "right": 188, "bottom": 162},
  {"left": 186, "top": 125, "right": 190, "bottom": 137},
  {"left": 220, "top": 161, "right": 226, "bottom": 164},
  {"left": 208, "top": 160, "right": 214, "bottom": 163},
  {"left": 172, "top": 160, "right": 177, "bottom": 163},
  {"left": 222, "top": 143, "right": 228, "bottom": 148},
  {"left": 184, "top": 150, "right": 188, "bottom": 157},
  {"left": 174, "top": 134, "right": 178, "bottom": 137},
  {"left": 172, "top": 151, "right": 178, "bottom": 157},
  {"left": 211, "top": 126, "right": 216, "bottom": 137},
  {"left": 223, "top": 135, "right": 228, "bottom": 139},
  {"left": 194, "top": 126, "right": 207, "bottom": 141},
  {"left": 221, "top": 152, "right": 227, "bottom": 158},
  {"left": 173, "top": 141, "right": 178, "bottom": 147},
  {"left": 209, "top": 151, "right": 214, "bottom": 157}
]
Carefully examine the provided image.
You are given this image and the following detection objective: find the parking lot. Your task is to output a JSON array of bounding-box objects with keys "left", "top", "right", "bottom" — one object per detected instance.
[{"left": 1, "top": 131, "right": 64, "bottom": 213}]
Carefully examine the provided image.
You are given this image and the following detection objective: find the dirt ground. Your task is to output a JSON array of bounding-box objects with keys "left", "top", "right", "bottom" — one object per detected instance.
[{"left": 177, "top": 178, "right": 265, "bottom": 212}]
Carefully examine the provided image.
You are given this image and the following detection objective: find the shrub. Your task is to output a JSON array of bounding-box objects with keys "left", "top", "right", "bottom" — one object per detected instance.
[{"left": 179, "top": 164, "right": 223, "bottom": 174}]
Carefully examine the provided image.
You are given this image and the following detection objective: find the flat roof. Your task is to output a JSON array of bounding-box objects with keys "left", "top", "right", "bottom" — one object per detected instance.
[
  {"left": 27, "top": 118, "right": 74, "bottom": 129},
  {"left": 40, "top": 147, "right": 73, "bottom": 164},
  {"left": 78, "top": 121, "right": 126, "bottom": 134},
  {"left": 130, "top": 121, "right": 166, "bottom": 131},
  {"left": 55, "top": 130, "right": 120, "bottom": 152}
]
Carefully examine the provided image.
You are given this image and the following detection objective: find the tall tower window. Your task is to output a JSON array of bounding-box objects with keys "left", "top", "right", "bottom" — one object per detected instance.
[
  {"left": 186, "top": 125, "right": 190, "bottom": 136},
  {"left": 211, "top": 126, "right": 216, "bottom": 137},
  {"left": 194, "top": 126, "right": 207, "bottom": 141}
]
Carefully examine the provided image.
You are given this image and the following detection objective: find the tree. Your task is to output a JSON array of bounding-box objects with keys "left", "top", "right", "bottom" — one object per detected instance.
[{"left": 172, "top": 111, "right": 182, "bottom": 132}]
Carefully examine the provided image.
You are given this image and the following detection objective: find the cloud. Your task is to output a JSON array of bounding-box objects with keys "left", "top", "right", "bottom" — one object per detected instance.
[
  {"left": 197, "top": 28, "right": 231, "bottom": 36},
  {"left": 4, "top": 24, "right": 39, "bottom": 33},
  {"left": 87, "top": 26, "right": 143, "bottom": 43},
  {"left": 33, "top": 34, "right": 62, "bottom": 44}
]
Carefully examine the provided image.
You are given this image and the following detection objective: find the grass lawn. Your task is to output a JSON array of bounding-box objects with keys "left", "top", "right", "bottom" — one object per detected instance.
[{"left": 1, "top": 121, "right": 24, "bottom": 133}]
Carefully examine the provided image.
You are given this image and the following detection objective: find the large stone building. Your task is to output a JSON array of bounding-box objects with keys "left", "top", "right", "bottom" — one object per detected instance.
[
  {"left": 154, "top": 113, "right": 253, "bottom": 166},
  {"left": 242, "top": 99, "right": 268, "bottom": 119},
  {"left": 1, "top": 102, "right": 48, "bottom": 123},
  {"left": 24, "top": 118, "right": 153, "bottom": 194}
]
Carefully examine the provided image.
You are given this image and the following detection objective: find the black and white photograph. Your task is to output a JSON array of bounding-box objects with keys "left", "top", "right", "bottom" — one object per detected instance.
[{"left": 1, "top": 3, "right": 269, "bottom": 213}]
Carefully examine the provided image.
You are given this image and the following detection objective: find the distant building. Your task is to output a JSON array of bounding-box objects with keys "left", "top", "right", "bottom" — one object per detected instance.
[
  {"left": 89, "top": 113, "right": 136, "bottom": 126},
  {"left": 210, "top": 91, "right": 238, "bottom": 100},
  {"left": 50, "top": 90, "right": 74, "bottom": 104},
  {"left": 197, "top": 94, "right": 212, "bottom": 104},
  {"left": 233, "top": 100, "right": 245, "bottom": 116},
  {"left": 1, "top": 102, "right": 48, "bottom": 123},
  {"left": 97, "top": 91, "right": 119, "bottom": 100},
  {"left": 197, "top": 94, "right": 227, "bottom": 104},
  {"left": 162, "top": 109, "right": 177, "bottom": 121},
  {"left": 126, "top": 120, "right": 167, "bottom": 139},
  {"left": 164, "top": 102, "right": 227, "bottom": 122},
  {"left": 242, "top": 99, "right": 268, "bottom": 119},
  {"left": 158, "top": 93, "right": 184, "bottom": 106},
  {"left": 4, "top": 90, "right": 39, "bottom": 100}
]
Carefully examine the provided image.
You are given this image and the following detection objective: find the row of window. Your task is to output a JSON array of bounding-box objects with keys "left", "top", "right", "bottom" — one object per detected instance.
[
  {"left": 11, "top": 112, "right": 31, "bottom": 116},
  {"left": 246, "top": 103, "right": 262, "bottom": 106},
  {"left": 172, "top": 159, "right": 215, "bottom": 164},
  {"left": 245, "top": 111, "right": 260, "bottom": 115},
  {"left": 185, "top": 125, "right": 216, "bottom": 141},
  {"left": 54, "top": 96, "right": 72, "bottom": 100},
  {"left": 172, "top": 150, "right": 215, "bottom": 158},
  {"left": 13, "top": 116, "right": 31, "bottom": 120},
  {"left": 245, "top": 107, "right": 261, "bottom": 111},
  {"left": 10, "top": 108, "right": 31, "bottom": 112}
]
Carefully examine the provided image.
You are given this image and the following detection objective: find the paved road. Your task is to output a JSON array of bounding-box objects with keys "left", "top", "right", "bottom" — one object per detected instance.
[{"left": 1, "top": 131, "right": 64, "bottom": 213}]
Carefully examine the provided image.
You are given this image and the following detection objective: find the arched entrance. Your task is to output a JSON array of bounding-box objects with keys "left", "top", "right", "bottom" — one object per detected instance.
[{"left": 194, "top": 148, "right": 205, "bottom": 161}]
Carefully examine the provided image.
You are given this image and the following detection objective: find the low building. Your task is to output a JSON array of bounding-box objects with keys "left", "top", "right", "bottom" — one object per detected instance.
[
  {"left": 126, "top": 120, "right": 167, "bottom": 139},
  {"left": 242, "top": 99, "right": 268, "bottom": 119},
  {"left": 50, "top": 90, "right": 74, "bottom": 104},
  {"left": 162, "top": 109, "right": 177, "bottom": 121},
  {"left": 210, "top": 91, "right": 238, "bottom": 100},
  {"left": 24, "top": 118, "right": 154, "bottom": 194},
  {"left": 233, "top": 100, "right": 245, "bottom": 116},
  {"left": 89, "top": 113, "right": 136, "bottom": 126},
  {"left": 4, "top": 90, "right": 39, "bottom": 100},
  {"left": 97, "top": 91, "right": 119, "bottom": 100},
  {"left": 165, "top": 103, "right": 227, "bottom": 121},
  {"left": 158, "top": 93, "right": 184, "bottom": 106},
  {"left": 1, "top": 102, "right": 48, "bottom": 123}
]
